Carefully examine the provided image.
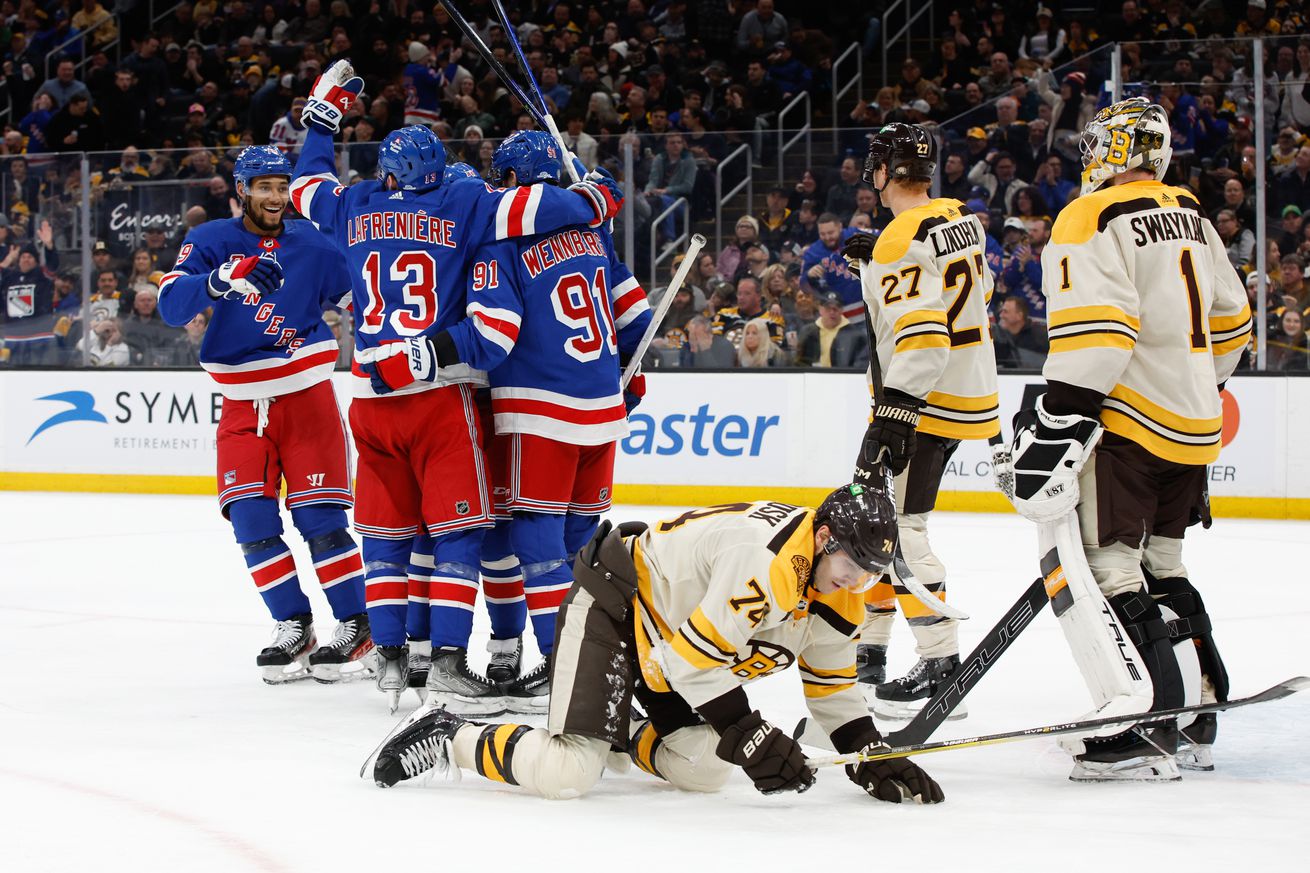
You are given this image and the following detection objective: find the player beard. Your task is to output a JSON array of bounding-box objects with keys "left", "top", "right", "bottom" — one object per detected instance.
[{"left": 244, "top": 198, "right": 284, "bottom": 235}]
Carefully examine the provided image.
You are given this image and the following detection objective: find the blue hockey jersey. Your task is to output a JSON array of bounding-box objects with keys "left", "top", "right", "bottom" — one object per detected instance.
[
  {"left": 447, "top": 225, "right": 651, "bottom": 445},
  {"left": 801, "top": 228, "right": 867, "bottom": 319},
  {"left": 157, "top": 218, "right": 352, "bottom": 400},
  {"left": 291, "top": 128, "right": 615, "bottom": 399},
  {"left": 402, "top": 62, "right": 446, "bottom": 125}
]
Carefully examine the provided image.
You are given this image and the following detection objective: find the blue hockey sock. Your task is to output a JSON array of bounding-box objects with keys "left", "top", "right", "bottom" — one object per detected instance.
[
  {"left": 429, "top": 528, "right": 484, "bottom": 649},
  {"left": 362, "top": 536, "right": 409, "bottom": 647},
  {"left": 405, "top": 534, "right": 435, "bottom": 641},
  {"left": 481, "top": 519, "right": 526, "bottom": 641},
  {"left": 511, "top": 513, "right": 570, "bottom": 656},
  {"left": 231, "top": 497, "right": 310, "bottom": 621},
  {"left": 293, "top": 505, "right": 365, "bottom": 620}
]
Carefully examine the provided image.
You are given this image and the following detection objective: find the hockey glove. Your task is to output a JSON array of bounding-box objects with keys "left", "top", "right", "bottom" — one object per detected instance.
[
  {"left": 302, "top": 60, "right": 365, "bottom": 135},
  {"left": 1008, "top": 395, "right": 1103, "bottom": 524},
  {"left": 208, "top": 254, "right": 284, "bottom": 299},
  {"left": 841, "top": 231, "right": 876, "bottom": 278},
  {"left": 847, "top": 743, "right": 945, "bottom": 804},
  {"left": 857, "top": 387, "right": 922, "bottom": 480},
  {"left": 990, "top": 439, "right": 1015, "bottom": 500},
  {"left": 624, "top": 371, "right": 645, "bottom": 415},
  {"left": 569, "top": 167, "right": 624, "bottom": 226},
  {"left": 715, "top": 711, "right": 815, "bottom": 795},
  {"left": 356, "top": 337, "right": 439, "bottom": 394}
]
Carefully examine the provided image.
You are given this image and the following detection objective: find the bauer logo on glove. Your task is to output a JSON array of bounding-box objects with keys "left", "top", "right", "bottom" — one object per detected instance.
[{"left": 208, "top": 252, "right": 285, "bottom": 300}]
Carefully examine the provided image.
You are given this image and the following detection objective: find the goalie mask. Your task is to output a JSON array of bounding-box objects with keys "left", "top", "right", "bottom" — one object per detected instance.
[{"left": 1078, "top": 97, "right": 1172, "bottom": 196}]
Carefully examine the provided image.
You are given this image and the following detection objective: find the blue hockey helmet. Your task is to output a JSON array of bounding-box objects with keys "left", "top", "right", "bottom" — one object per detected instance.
[
  {"left": 490, "top": 130, "right": 562, "bottom": 187},
  {"left": 233, "top": 145, "right": 292, "bottom": 196},
  {"left": 443, "top": 161, "right": 481, "bottom": 183},
  {"left": 377, "top": 125, "right": 446, "bottom": 191}
]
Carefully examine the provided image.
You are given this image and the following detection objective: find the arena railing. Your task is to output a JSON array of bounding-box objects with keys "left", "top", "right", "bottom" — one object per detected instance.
[
  {"left": 715, "top": 144, "right": 753, "bottom": 254},
  {"left": 777, "top": 92, "right": 812, "bottom": 184},
  {"left": 832, "top": 42, "right": 864, "bottom": 129}
]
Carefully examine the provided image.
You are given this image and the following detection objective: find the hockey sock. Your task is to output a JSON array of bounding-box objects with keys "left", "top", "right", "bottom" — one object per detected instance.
[
  {"left": 564, "top": 513, "right": 600, "bottom": 563},
  {"left": 231, "top": 497, "right": 311, "bottom": 620},
  {"left": 405, "top": 534, "right": 434, "bottom": 641},
  {"left": 463, "top": 723, "right": 535, "bottom": 785},
  {"left": 862, "top": 577, "right": 897, "bottom": 646},
  {"left": 481, "top": 520, "right": 526, "bottom": 641},
  {"left": 629, "top": 719, "right": 666, "bottom": 780},
  {"left": 361, "top": 536, "right": 409, "bottom": 647},
  {"left": 293, "top": 505, "right": 365, "bottom": 620},
  {"left": 429, "top": 528, "right": 484, "bottom": 649},
  {"left": 511, "top": 512, "right": 571, "bottom": 656}
]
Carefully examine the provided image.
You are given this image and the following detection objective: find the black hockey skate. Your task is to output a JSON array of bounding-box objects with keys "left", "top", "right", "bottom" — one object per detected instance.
[
  {"left": 487, "top": 636, "right": 523, "bottom": 684},
  {"left": 309, "top": 613, "right": 375, "bottom": 683},
  {"left": 856, "top": 643, "right": 888, "bottom": 686},
  {"left": 366, "top": 707, "right": 471, "bottom": 787},
  {"left": 503, "top": 655, "right": 551, "bottom": 715},
  {"left": 256, "top": 613, "right": 316, "bottom": 684},
  {"left": 375, "top": 644, "right": 410, "bottom": 714},
  {"left": 1070, "top": 723, "right": 1181, "bottom": 782},
  {"left": 872, "top": 655, "right": 967, "bottom": 721},
  {"left": 426, "top": 647, "right": 506, "bottom": 716},
  {"left": 1177, "top": 713, "right": 1217, "bottom": 771}
]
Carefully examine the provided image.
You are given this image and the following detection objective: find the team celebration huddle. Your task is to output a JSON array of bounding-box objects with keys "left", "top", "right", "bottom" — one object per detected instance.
[{"left": 165, "top": 21, "right": 1305, "bottom": 810}]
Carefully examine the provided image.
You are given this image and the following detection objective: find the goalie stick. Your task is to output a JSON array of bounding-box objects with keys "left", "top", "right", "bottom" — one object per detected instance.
[
  {"left": 795, "top": 576, "right": 1049, "bottom": 750},
  {"left": 803, "top": 675, "right": 1309, "bottom": 769}
]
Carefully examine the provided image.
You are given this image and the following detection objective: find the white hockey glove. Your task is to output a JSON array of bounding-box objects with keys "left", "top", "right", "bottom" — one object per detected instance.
[
  {"left": 356, "top": 338, "right": 438, "bottom": 394},
  {"left": 302, "top": 60, "right": 365, "bottom": 135},
  {"left": 1008, "top": 395, "right": 1103, "bottom": 523},
  {"left": 990, "top": 439, "right": 1014, "bottom": 500},
  {"left": 207, "top": 253, "right": 284, "bottom": 299}
]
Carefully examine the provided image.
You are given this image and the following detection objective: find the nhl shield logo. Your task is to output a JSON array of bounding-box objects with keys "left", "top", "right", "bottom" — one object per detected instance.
[
  {"left": 455, "top": 499, "right": 470, "bottom": 516},
  {"left": 598, "top": 486, "right": 609, "bottom": 501}
]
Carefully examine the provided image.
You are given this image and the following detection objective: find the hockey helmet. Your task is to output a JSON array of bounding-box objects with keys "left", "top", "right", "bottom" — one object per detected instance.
[
  {"left": 377, "top": 124, "right": 447, "bottom": 191},
  {"left": 233, "top": 145, "right": 292, "bottom": 198},
  {"left": 490, "top": 130, "right": 563, "bottom": 187},
  {"left": 1078, "top": 97, "right": 1172, "bottom": 196},
  {"left": 814, "top": 483, "right": 897, "bottom": 587},
  {"left": 443, "top": 161, "right": 481, "bottom": 183},
  {"left": 862, "top": 122, "right": 938, "bottom": 189}
]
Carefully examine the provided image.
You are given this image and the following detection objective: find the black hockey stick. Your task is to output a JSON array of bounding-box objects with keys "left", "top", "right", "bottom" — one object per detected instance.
[
  {"left": 439, "top": 1, "right": 547, "bottom": 130},
  {"left": 806, "top": 675, "right": 1310, "bottom": 768},
  {"left": 794, "top": 577, "right": 1048, "bottom": 749}
]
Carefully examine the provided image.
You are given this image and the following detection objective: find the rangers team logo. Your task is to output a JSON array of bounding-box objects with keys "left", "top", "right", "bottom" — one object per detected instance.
[
  {"left": 224, "top": 469, "right": 237, "bottom": 486},
  {"left": 455, "top": 500, "right": 470, "bottom": 516},
  {"left": 6, "top": 284, "right": 35, "bottom": 318}
]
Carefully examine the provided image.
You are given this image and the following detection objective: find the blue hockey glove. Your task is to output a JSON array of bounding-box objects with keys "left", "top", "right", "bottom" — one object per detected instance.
[
  {"left": 302, "top": 60, "right": 365, "bottom": 135},
  {"left": 356, "top": 338, "right": 438, "bottom": 394},
  {"left": 208, "top": 254, "right": 284, "bottom": 299}
]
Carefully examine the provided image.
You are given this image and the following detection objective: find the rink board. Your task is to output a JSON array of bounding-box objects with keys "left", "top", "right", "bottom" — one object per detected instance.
[{"left": 0, "top": 370, "right": 1306, "bottom": 518}]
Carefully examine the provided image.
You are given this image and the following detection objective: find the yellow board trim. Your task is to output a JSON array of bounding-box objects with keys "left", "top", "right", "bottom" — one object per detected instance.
[
  {"left": 1049, "top": 333, "right": 1136, "bottom": 353},
  {"left": 1048, "top": 305, "right": 1141, "bottom": 331},
  {"left": 3, "top": 474, "right": 1306, "bottom": 520}
]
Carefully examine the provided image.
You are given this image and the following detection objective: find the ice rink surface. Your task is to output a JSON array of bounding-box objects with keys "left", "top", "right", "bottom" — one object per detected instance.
[{"left": 2, "top": 492, "right": 1307, "bottom": 872}]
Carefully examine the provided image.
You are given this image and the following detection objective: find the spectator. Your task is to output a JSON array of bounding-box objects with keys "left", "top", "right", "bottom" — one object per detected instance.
[
  {"left": 766, "top": 42, "right": 810, "bottom": 100},
  {"left": 1000, "top": 217, "right": 1047, "bottom": 318},
  {"left": 987, "top": 97, "right": 1030, "bottom": 174},
  {"left": 785, "top": 198, "right": 821, "bottom": 249},
  {"left": 121, "top": 35, "right": 169, "bottom": 117},
  {"left": 940, "top": 153, "right": 971, "bottom": 202},
  {"left": 1280, "top": 255, "right": 1309, "bottom": 313},
  {"left": 72, "top": 0, "right": 119, "bottom": 52},
  {"left": 824, "top": 157, "right": 863, "bottom": 221},
  {"left": 1269, "top": 309, "right": 1309, "bottom": 371},
  {"left": 737, "top": 317, "right": 785, "bottom": 368},
  {"left": 18, "top": 93, "right": 58, "bottom": 155},
  {"left": 1019, "top": 7, "right": 1065, "bottom": 62},
  {"left": 1034, "top": 154, "right": 1075, "bottom": 214},
  {"left": 679, "top": 314, "right": 736, "bottom": 367},
  {"left": 801, "top": 214, "right": 863, "bottom": 317},
  {"left": 969, "top": 150, "right": 1022, "bottom": 213},
  {"left": 789, "top": 169, "right": 822, "bottom": 211},
  {"left": 1038, "top": 70, "right": 1094, "bottom": 143},
  {"left": 713, "top": 275, "right": 784, "bottom": 344},
  {"left": 1272, "top": 127, "right": 1304, "bottom": 176},
  {"left": 142, "top": 226, "right": 178, "bottom": 271},
  {"left": 1216, "top": 209, "right": 1256, "bottom": 273},
  {"left": 269, "top": 97, "right": 309, "bottom": 152},
  {"left": 81, "top": 315, "right": 131, "bottom": 367},
  {"left": 44, "top": 93, "right": 106, "bottom": 152},
  {"left": 718, "top": 215, "right": 761, "bottom": 281},
  {"left": 736, "top": 244, "right": 771, "bottom": 284},
  {"left": 168, "top": 311, "right": 208, "bottom": 366},
  {"left": 1277, "top": 205, "right": 1304, "bottom": 254},
  {"left": 736, "top": 0, "right": 788, "bottom": 53},
  {"left": 1, "top": 245, "right": 53, "bottom": 324},
  {"left": 646, "top": 131, "right": 697, "bottom": 240},
  {"left": 121, "top": 284, "right": 178, "bottom": 366},
  {"left": 35, "top": 59, "right": 92, "bottom": 110},
  {"left": 993, "top": 294, "right": 1049, "bottom": 369},
  {"left": 1011, "top": 186, "right": 1051, "bottom": 220},
  {"left": 978, "top": 52, "right": 1013, "bottom": 99},
  {"left": 98, "top": 69, "right": 148, "bottom": 150},
  {"left": 561, "top": 111, "right": 599, "bottom": 167},
  {"left": 795, "top": 291, "right": 867, "bottom": 367}
]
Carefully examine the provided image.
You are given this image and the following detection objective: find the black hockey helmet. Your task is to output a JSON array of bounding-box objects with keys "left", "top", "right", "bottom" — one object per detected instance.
[
  {"left": 863, "top": 122, "right": 938, "bottom": 189},
  {"left": 814, "top": 483, "right": 897, "bottom": 576}
]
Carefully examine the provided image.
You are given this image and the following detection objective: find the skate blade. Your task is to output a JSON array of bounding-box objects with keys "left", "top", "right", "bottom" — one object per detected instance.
[
  {"left": 360, "top": 702, "right": 452, "bottom": 781},
  {"left": 260, "top": 661, "right": 313, "bottom": 685},
  {"left": 311, "top": 658, "right": 378, "bottom": 684},
  {"left": 502, "top": 695, "right": 549, "bottom": 716},
  {"left": 1069, "top": 756, "right": 1181, "bottom": 783},
  {"left": 1176, "top": 745, "right": 1214, "bottom": 772},
  {"left": 423, "top": 692, "right": 507, "bottom": 718},
  {"left": 870, "top": 697, "right": 968, "bottom": 721}
]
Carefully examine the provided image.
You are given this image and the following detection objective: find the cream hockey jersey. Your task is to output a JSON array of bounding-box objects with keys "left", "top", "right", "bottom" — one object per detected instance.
[
  {"left": 630, "top": 502, "right": 870, "bottom": 739},
  {"left": 861, "top": 199, "right": 1000, "bottom": 441},
  {"left": 1041, "top": 180, "right": 1252, "bottom": 465}
]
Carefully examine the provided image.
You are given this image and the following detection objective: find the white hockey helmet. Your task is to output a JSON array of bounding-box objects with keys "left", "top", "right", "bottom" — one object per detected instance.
[{"left": 1078, "top": 97, "right": 1172, "bottom": 196}]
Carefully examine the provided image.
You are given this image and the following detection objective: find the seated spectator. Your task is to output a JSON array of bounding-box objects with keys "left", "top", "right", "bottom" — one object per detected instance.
[
  {"left": 1034, "top": 154, "right": 1075, "bottom": 215},
  {"left": 737, "top": 317, "right": 786, "bottom": 368},
  {"left": 1216, "top": 209, "right": 1256, "bottom": 273},
  {"left": 19, "top": 93, "right": 57, "bottom": 155},
  {"left": 736, "top": 0, "right": 788, "bottom": 54},
  {"left": 168, "top": 311, "right": 208, "bottom": 367},
  {"left": 968, "top": 150, "right": 1023, "bottom": 213},
  {"left": 1277, "top": 205, "right": 1304, "bottom": 255},
  {"left": 1000, "top": 217, "right": 1047, "bottom": 318},
  {"left": 35, "top": 59, "right": 92, "bottom": 110},
  {"left": 736, "top": 244, "right": 771, "bottom": 284},
  {"left": 44, "top": 93, "right": 107, "bottom": 152},
  {"left": 993, "top": 294, "right": 1050, "bottom": 369},
  {"left": 1, "top": 245, "right": 53, "bottom": 324},
  {"left": 940, "top": 153, "right": 971, "bottom": 202},
  {"left": 1275, "top": 145, "right": 1310, "bottom": 216},
  {"left": 1011, "top": 186, "right": 1051, "bottom": 220},
  {"left": 785, "top": 199, "right": 820, "bottom": 249},
  {"left": 801, "top": 214, "right": 863, "bottom": 318},
  {"left": 645, "top": 131, "right": 697, "bottom": 241},
  {"left": 789, "top": 169, "right": 821, "bottom": 211},
  {"left": 1280, "top": 255, "right": 1310, "bottom": 315},
  {"left": 795, "top": 291, "right": 867, "bottom": 368},
  {"left": 757, "top": 185, "right": 795, "bottom": 252},
  {"left": 1269, "top": 309, "right": 1309, "bottom": 371},
  {"left": 81, "top": 316, "right": 131, "bottom": 367},
  {"left": 713, "top": 275, "right": 785, "bottom": 346},
  {"left": 679, "top": 314, "right": 736, "bottom": 368},
  {"left": 824, "top": 157, "right": 862, "bottom": 221},
  {"left": 269, "top": 97, "right": 308, "bottom": 152},
  {"left": 121, "top": 284, "right": 180, "bottom": 366},
  {"left": 718, "top": 215, "right": 760, "bottom": 281}
]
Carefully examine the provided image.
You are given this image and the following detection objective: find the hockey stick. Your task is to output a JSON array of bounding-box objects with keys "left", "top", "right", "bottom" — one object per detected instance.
[
  {"left": 485, "top": 0, "right": 582, "bottom": 184},
  {"left": 794, "top": 576, "right": 1049, "bottom": 750},
  {"left": 621, "top": 233, "right": 706, "bottom": 390},
  {"left": 804, "top": 675, "right": 1310, "bottom": 769},
  {"left": 880, "top": 464, "right": 971, "bottom": 621}
]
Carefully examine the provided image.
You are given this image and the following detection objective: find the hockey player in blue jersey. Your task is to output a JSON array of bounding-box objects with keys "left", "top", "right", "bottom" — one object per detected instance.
[
  {"left": 290, "top": 61, "right": 626, "bottom": 712},
  {"left": 365, "top": 130, "right": 652, "bottom": 713},
  {"left": 156, "top": 145, "right": 372, "bottom": 685}
]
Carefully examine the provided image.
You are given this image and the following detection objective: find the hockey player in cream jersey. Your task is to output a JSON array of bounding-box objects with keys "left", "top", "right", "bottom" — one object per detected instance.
[
  {"left": 365, "top": 486, "right": 944, "bottom": 805},
  {"left": 841, "top": 123, "right": 1000, "bottom": 719},
  {"left": 1006, "top": 98, "right": 1251, "bottom": 781}
]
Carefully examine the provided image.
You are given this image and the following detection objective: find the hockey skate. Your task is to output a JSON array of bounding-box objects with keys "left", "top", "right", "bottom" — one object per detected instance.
[
  {"left": 375, "top": 644, "right": 410, "bottom": 714},
  {"left": 856, "top": 643, "right": 888, "bottom": 686},
  {"left": 503, "top": 656, "right": 551, "bottom": 715},
  {"left": 1070, "top": 724, "right": 1181, "bottom": 782},
  {"left": 256, "top": 613, "right": 316, "bottom": 684},
  {"left": 309, "top": 613, "right": 375, "bottom": 683},
  {"left": 872, "top": 655, "right": 968, "bottom": 721},
  {"left": 365, "top": 706, "right": 471, "bottom": 788},
  {"left": 407, "top": 639, "right": 432, "bottom": 704},
  {"left": 486, "top": 636, "right": 523, "bottom": 684},
  {"left": 425, "top": 647, "right": 506, "bottom": 716},
  {"left": 1177, "top": 713, "right": 1217, "bottom": 771}
]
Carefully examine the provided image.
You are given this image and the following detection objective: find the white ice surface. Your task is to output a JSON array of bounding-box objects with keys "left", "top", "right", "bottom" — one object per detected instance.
[{"left": 1, "top": 493, "right": 1306, "bottom": 872}]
